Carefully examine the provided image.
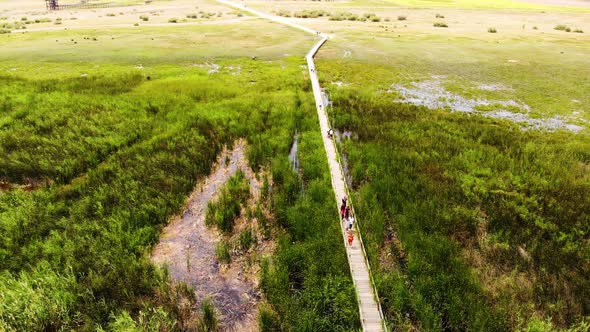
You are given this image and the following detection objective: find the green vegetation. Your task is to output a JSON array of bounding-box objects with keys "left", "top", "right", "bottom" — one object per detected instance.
[
  {"left": 293, "top": 9, "right": 330, "bottom": 18},
  {"left": 488, "top": 27, "right": 497, "bottom": 33},
  {"left": 139, "top": 15, "right": 149, "bottom": 21},
  {"left": 397, "top": 15, "right": 407, "bottom": 21},
  {"left": 205, "top": 171, "right": 250, "bottom": 233},
  {"left": 554, "top": 24, "right": 573, "bottom": 32},
  {"left": 274, "top": 9, "right": 292, "bottom": 17},
  {"left": 433, "top": 21, "right": 448, "bottom": 27},
  {"left": 197, "top": 298, "right": 219, "bottom": 332},
  {"left": 0, "top": 44, "right": 359, "bottom": 329},
  {"left": 238, "top": 228, "right": 256, "bottom": 250},
  {"left": 215, "top": 241, "right": 231, "bottom": 264},
  {"left": 168, "top": 18, "right": 178, "bottom": 23},
  {"left": 327, "top": 83, "right": 590, "bottom": 330}
]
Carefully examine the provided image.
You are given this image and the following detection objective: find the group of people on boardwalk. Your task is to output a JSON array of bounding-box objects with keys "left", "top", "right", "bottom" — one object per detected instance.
[{"left": 341, "top": 196, "right": 355, "bottom": 246}]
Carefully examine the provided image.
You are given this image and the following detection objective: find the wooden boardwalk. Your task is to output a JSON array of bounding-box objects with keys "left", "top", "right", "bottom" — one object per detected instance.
[{"left": 216, "top": 1, "right": 387, "bottom": 330}]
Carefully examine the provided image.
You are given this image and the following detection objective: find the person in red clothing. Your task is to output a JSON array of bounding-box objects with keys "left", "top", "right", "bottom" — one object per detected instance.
[{"left": 347, "top": 230, "right": 354, "bottom": 246}]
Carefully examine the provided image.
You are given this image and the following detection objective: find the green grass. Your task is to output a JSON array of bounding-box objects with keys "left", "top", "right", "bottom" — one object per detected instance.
[
  {"left": 348, "top": 0, "right": 590, "bottom": 12},
  {"left": 0, "top": 27, "right": 358, "bottom": 329},
  {"left": 326, "top": 85, "right": 590, "bottom": 330},
  {"left": 317, "top": 32, "right": 590, "bottom": 120},
  {"left": 0, "top": 23, "right": 315, "bottom": 64}
]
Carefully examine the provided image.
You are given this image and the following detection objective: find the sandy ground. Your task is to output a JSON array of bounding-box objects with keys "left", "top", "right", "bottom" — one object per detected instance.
[
  {"left": 518, "top": 0, "right": 590, "bottom": 7},
  {"left": 0, "top": 0, "right": 243, "bottom": 30},
  {"left": 152, "top": 140, "right": 269, "bottom": 331}
]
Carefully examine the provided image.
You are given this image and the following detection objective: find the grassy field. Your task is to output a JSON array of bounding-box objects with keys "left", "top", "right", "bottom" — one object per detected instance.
[
  {"left": 1, "top": 0, "right": 589, "bottom": 330},
  {"left": 0, "top": 5, "right": 362, "bottom": 329}
]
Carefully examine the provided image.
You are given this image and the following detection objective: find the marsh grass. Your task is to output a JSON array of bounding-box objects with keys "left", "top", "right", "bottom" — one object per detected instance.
[
  {"left": 215, "top": 241, "right": 231, "bottom": 264},
  {"left": 328, "top": 86, "right": 590, "bottom": 330}
]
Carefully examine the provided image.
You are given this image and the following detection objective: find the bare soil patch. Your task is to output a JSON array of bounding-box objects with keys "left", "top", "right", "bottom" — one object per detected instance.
[{"left": 151, "top": 140, "right": 270, "bottom": 331}]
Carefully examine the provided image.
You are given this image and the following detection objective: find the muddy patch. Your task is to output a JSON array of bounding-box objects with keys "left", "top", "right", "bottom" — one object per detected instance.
[
  {"left": 151, "top": 140, "right": 265, "bottom": 331},
  {"left": 392, "top": 79, "right": 583, "bottom": 132}
]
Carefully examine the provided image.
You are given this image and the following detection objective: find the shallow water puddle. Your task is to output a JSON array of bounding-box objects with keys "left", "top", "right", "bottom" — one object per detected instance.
[{"left": 393, "top": 79, "right": 583, "bottom": 132}]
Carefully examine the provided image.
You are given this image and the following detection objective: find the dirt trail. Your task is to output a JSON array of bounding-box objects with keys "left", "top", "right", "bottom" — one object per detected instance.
[{"left": 151, "top": 140, "right": 261, "bottom": 331}]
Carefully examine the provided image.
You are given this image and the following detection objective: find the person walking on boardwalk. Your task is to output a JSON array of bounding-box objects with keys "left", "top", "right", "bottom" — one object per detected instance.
[
  {"left": 347, "top": 214, "right": 355, "bottom": 231},
  {"left": 344, "top": 205, "right": 351, "bottom": 220},
  {"left": 342, "top": 195, "right": 347, "bottom": 207},
  {"left": 340, "top": 201, "right": 346, "bottom": 219},
  {"left": 347, "top": 229, "right": 354, "bottom": 246}
]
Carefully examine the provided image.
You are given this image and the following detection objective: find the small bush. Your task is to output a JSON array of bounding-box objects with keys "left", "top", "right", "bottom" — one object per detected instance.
[
  {"left": 554, "top": 24, "right": 569, "bottom": 31},
  {"left": 275, "top": 9, "right": 291, "bottom": 17},
  {"left": 435, "top": 13, "right": 445, "bottom": 18},
  {"left": 488, "top": 27, "right": 497, "bottom": 33},
  {"left": 433, "top": 22, "right": 448, "bottom": 28},
  {"left": 532, "top": 26, "right": 538, "bottom": 30},
  {"left": 0, "top": 28, "right": 10, "bottom": 34},
  {"left": 215, "top": 241, "right": 231, "bottom": 264},
  {"left": 258, "top": 304, "right": 281, "bottom": 332},
  {"left": 369, "top": 15, "right": 381, "bottom": 22},
  {"left": 384, "top": 17, "right": 390, "bottom": 22},
  {"left": 70, "top": 17, "right": 77, "bottom": 20},
  {"left": 139, "top": 15, "right": 149, "bottom": 21},
  {"left": 293, "top": 9, "right": 330, "bottom": 18},
  {"left": 237, "top": 12, "right": 243, "bottom": 17},
  {"left": 186, "top": 13, "right": 198, "bottom": 19},
  {"left": 239, "top": 228, "right": 256, "bottom": 250},
  {"left": 0, "top": 17, "right": 8, "bottom": 21},
  {"left": 573, "top": 28, "right": 584, "bottom": 33},
  {"left": 168, "top": 18, "right": 178, "bottom": 23},
  {"left": 397, "top": 15, "right": 407, "bottom": 21},
  {"left": 21, "top": 17, "right": 27, "bottom": 21},
  {"left": 54, "top": 21, "right": 62, "bottom": 25},
  {"left": 133, "top": 23, "right": 139, "bottom": 26},
  {"left": 198, "top": 298, "right": 219, "bottom": 332},
  {"left": 106, "top": 13, "right": 116, "bottom": 17}
]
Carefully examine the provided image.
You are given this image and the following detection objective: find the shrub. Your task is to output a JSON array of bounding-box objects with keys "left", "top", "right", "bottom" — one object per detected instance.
[
  {"left": 139, "top": 15, "right": 149, "bottom": 21},
  {"left": 397, "top": 15, "right": 407, "bottom": 21},
  {"left": 293, "top": 9, "right": 330, "bottom": 18},
  {"left": 384, "top": 17, "right": 390, "bottom": 22},
  {"left": 258, "top": 304, "right": 280, "bottom": 332},
  {"left": 21, "top": 17, "right": 27, "bottom": 21},
  {"left": 215, "top": 241, "right": 231, "bottom": 264},
  {"left": 239, "top": 228, "right": 256, "bottom": 250},
  {"left": 237, "top": 12, "right": 243, "bottom": 17},
  {"left": 168, "top": 18, "right": 178, "bottom": 23},
  {"left": 433, "top": 22, "right": 448, "bottom": 28},
  {"left": 275, "top": 9, "right": 291, "bottom": 17},
  {"left": 369, "top": 15, "right": 381, "bottom": 22},
  {"left": 533, "top": 26, "right": 538, "bottom": 30},
  {"left": 133, "top": 23, "right": 139, "bottom": 26},
  {"left": 488, "top": 27, "right": 497, "bottom": 33},
  {"left": 186, "top": 13, "right": 198, "bottom": 18},
  {"left": 0, "top": 16, "right": 8, "bottom": 20},
  {"left": 554, "top": 24, "right": 569, "bottom": 31},
  {"left": 0, "top": 28, "right": 10, "bottom": 34},
  {"left": 198, "top": 298, "right": 219, "bottom": 331},
  {"left": 54, "top": 21, "right": 62, "bottom": 25},
  {"left": 435, "top": 13, "right": 445, "bottom": 18},
  {"left": 573, "top": 28, "right": 584, "bottom": 33},
  {"left": 106, "top": 13, "right": 116, "bottom": 17}
]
